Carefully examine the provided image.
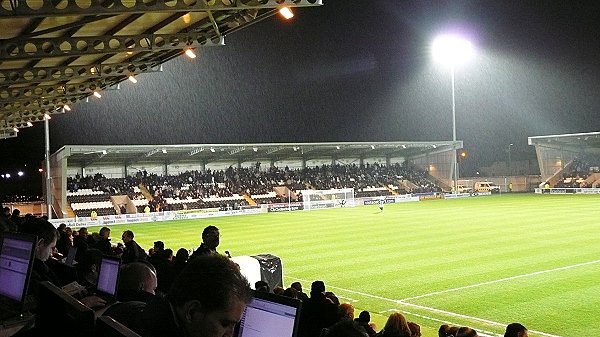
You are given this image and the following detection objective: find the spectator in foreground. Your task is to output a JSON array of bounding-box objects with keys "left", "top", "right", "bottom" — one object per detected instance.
[
  {"left": 324, "top": 320, "right": 368, "bottom": 337},
  {"left": 354, "top": 310, "right": 377, "bottom": 336},
  {"left": 73, "top": 227, "right": 90, "bottom": 262},
  {"left": 103, "top": 254, "right": 253, "bottom": 337},
  {"left": 290, "top": 281, "right": 309, "bottom": 301},
  {"left": 121, "top": 230, "right": 147, "bottom": 264},
  {"left": 117, "top": 262, "right": 158, "bottom": 303},
  {"left": 255, "top": 280, "right": 270, "bottom": 293},
  {"left": 456, "top": 326, "right": 479, "bottom": 337},
  {"left": 374, "top": 312, "right": 411, "bottom": 337},
  {"left": 93, "top": 226, "right": 113, "bottom": 256},
  {"left": 337, "top": 303, "right": 355, "bottom": 321},
  {"left": 20, "top": 218, "right": 106, "bottom": 309},
  {"left": 408, "top": 322, "right": 421, "bottom": 337},
  {"left": 504, "top": 323, "right": 528, "bottom": 337},
  {"left": 298, "top": 280, "right": 338, "bottom": 337},
  {"left": 190, "top": 225, "right": 221, "bottom": 258}
]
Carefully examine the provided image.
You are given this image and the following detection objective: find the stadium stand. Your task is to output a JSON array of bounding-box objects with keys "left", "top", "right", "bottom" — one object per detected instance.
[{"left": 64, "top": 163, "right": 441, "bottom": 213}]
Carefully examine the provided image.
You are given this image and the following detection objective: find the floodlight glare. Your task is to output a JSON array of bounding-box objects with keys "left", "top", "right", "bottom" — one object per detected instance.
[{"left": 432, "top": 34, "right": 474, "bottom": 67}]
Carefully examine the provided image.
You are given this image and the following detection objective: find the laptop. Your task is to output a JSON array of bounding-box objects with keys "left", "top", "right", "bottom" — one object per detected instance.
[
  {"left": 95, "top": 255, "right": 121, "bottom": 304},
  {"left": 0, "top": 232, "right": 37, "bottom": 322},
  {"left": 234, "top": 290, "right": 302, "bottom": 337}
]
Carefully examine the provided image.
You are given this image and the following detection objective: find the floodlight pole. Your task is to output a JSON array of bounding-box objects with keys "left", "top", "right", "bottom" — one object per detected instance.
[
  {"left": 508, "top": 143, "right": 513, "bottom": 175},
  {"left": 44, "top": 117, "right": 52, "bottom": 219},
  {"left": 451, "top": 66, "right": 459, "bottom": 194}
]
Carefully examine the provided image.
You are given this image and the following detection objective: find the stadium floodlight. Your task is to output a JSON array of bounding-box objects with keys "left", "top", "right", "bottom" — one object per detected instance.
[{"left": 432, "top": 34, "right": 474, "bottom": 194}]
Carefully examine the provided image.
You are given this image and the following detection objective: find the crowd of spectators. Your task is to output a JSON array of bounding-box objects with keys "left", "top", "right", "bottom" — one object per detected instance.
[
  {"left": 553, "top": 157, "right": 600, "bottom": 188},
  {"left": 66, "top": 163, "right": 442, "bottom": 214}
]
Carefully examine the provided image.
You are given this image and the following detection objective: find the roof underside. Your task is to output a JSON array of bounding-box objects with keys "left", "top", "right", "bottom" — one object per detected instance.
[
  {"left": 528, "top": 132, "right": 600, "bottom": 152},
  {"left": 55, "top": 141, "right": 462, "bottom": 167},
  {"left": 0, "top": 0, "right": 322, "bottom": 139}
]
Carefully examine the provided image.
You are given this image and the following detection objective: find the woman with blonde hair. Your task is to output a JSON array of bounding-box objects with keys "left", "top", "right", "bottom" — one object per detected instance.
[{"left": 374, "top": 312, "right": 411, "bottom": 337}]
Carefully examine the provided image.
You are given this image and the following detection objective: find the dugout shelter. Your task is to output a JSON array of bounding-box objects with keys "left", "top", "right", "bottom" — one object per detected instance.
[{"left": 48, "top": 140, "right": 462, "bottom": 218}]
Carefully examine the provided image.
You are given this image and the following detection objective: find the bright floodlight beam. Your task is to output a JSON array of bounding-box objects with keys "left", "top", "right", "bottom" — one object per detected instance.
[
  {"left": 432, "top": 34, "right": 474, "bottom": 67},
  {"left": 431, "top": 34, "right": 474, "bottom": 194}
]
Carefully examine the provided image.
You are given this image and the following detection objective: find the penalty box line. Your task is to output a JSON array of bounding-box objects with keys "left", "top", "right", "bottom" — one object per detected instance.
[
  {"left": 285, "top": 276, "right": 564, "bottom": 337},
  {"left": 399, "top": 259, "right": 600, "bottom": 301}
]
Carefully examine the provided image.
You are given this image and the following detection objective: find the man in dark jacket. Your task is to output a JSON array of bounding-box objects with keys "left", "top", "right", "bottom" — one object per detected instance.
[
  {"left": 121, "top": 230, "right": 147, "bottom": 264},
  {"left": 93, "top": 226, "right": 113, "bottom": 256},
  {"left": 189, "top": 225, "right": 220, "bottom": 259}
]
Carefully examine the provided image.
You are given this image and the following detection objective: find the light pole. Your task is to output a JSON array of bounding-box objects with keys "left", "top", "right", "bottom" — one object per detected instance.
[
  {"left": 432, "top": 34, "right": 474, "bottom": 194},
  {"left": 508, "top": 143, "right": 514, "bottom": 176}
]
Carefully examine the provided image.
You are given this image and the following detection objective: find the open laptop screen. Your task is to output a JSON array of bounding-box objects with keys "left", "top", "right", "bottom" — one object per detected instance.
[
  {"left": 234, "top": 290, "right": 301, "bottom": 337},
  {"left": 0, "top": 232, "right": 36, "bottom": 304},
  {"left": 96, "top": 256, "right": 121, "bottom": 299}
]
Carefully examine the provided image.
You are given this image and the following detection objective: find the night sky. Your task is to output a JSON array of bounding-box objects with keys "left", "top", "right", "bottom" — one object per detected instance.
[{"left": 3, "top": 1, "right": 600, "bottom": 195}]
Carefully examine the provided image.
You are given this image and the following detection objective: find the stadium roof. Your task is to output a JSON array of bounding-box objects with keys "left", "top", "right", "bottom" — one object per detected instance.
[
  {"left": 54, "top": 141, "right": 462, "bottom": 167},
  {"left": 528, "top": 131, "right": 600, "bottom": 152},
  {"left": 0, "top": 0, "right": 321, "bottom": 139}
]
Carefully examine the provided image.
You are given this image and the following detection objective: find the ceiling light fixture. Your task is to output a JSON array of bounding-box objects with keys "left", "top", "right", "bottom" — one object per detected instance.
[
  {"left": 279, "top": 7, "right": 294, "bottom": 19},
  {"left": 185, "top": 48, "right": 197, "bottom": 59}
]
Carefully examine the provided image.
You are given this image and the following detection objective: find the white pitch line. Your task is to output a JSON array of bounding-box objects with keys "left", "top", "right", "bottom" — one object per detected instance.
[
  {"left": 285, "top": 276, "right": 564, "bottom": 337},
  {"left": 400, "top": 259, "right": 600, "bottom": 301},
  {"left": 336, "top": 295, "right": 359, "bottom": 302}
]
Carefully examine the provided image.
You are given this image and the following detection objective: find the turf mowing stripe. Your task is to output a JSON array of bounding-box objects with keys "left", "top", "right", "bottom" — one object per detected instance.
[
  {"left": 286, "top": 276, "right": 564, "bottom": 337},
  {"left": 399, "top": 259, "right": 600, "bottom": 301}
]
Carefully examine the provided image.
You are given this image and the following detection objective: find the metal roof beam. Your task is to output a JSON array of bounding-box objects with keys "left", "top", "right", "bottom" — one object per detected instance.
[
  {"left": 0, "top": 32, "right": 225, "bottom": 61},
  {"left": 0, "top": 61, "right": 162, "bottom": 86},
  {"left": 0, "top": 0, "right": 323, "bottom": 18},
  {"left": 1, "top": 78, "right": 116, "bottom": 102}
]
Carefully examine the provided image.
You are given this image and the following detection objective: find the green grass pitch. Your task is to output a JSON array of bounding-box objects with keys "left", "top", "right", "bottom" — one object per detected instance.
[{"left": 85, "top": 193, "right": 600, "bottom": 337}]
